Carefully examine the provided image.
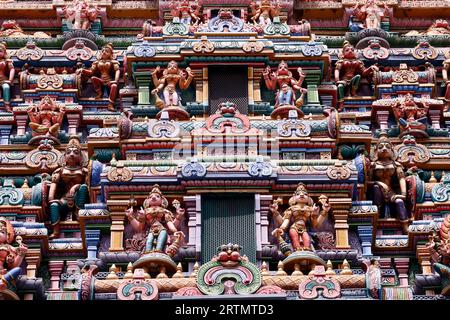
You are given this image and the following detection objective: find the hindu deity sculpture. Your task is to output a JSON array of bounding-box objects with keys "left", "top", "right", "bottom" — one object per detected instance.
[
  {"left": 335, "top": 41, "right": 376, "bottom": 110},
  {"left": 0, "top": 20, "right": 50, "bottom": 38},
  {"left": 250, "top": 0, "right": 281, "bottom": 27},
  {"left": 169, "top": 0, "right": 201, "bottom": 25},
  {"left": 27, "top": 96, "right": 65, "bottom": 139},
  {"left": 211, "top": 243, "right": 249, "bottom": 267},
  {"left": 0, "top": 218, "right": 28, "bottom": 292},
  {"left": 48, "top": 137, "right": 89, "bottom": 239},
  {"left": 81, "top": 43, "right": 120, "bottom": 111},
  {"left": 0, "top": 42, "right": 14, "bottom": 113},
  {"left": 151, "top": 60, "right": 194, "bottom": 109},
  {"left": 443, "top": 53, "right": 450, "bottom": 103},
  {"left": 270, "top": 183, "right": 331, "bottom": 254},
  {"left": 263, "top": 61, "right": 307, "bottom": 108},
  {"left": 62, "top": 0, "right": 100, "bottom": 30},
  {"left": 125, "top": 185, "right": 184, "bottom": 255},
  {"left": 352, "top": 0, "right": 389, "bottom": 30},
  {"left": 369, "top": 133, "right": 410, "bottom": 233},
  {"left": 391, "top": 94, "right": 429, "bottom": 136}
]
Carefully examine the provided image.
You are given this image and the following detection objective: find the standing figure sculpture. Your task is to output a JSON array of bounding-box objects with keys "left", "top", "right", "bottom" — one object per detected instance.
[
  {"left": 369, "top": 133, "right": 410, "bottom": 233},
  {"left": 0, "top": 218, "right": 27, "bottom": 292},
  {"left": 151, "top": 60, "right": 194, "bottom": 109},
  {"left": 48, "top": 137, "right": 89, "bottom": 239},
  {"left": 352, "top": 0, "right": 389, "bottom": 30},
  {"left": 125, "top": 185, "right": 184, "bottom": 255},
  {"left": 27, "top": 96, "right": 65, "bottom": 138},
  {"left": 0, "top": 42, "right": 14, "bottom": 113},
  {"left": 270, "top": 183, "right": 331, "bottom": 255},
  {"left": 62, "top": 0, "right": 100, "bottom": 30},
  {"left": 335, "top": 41, "right": 376, "bottom": 110},
  {"left": 169, "top": 0, "right": 201, "bottom": 25},
  {"left": 263, "top": 61, "right": 307, "bottom": 109},
  {"left": 82, "top": 43, "right": 120, "bottom": 111},
  {"left": 443, "top": 52, "right": 450, "bottom": 104},
  {"left": 250, "top": 0, "right": 281, "bottom": 27}
]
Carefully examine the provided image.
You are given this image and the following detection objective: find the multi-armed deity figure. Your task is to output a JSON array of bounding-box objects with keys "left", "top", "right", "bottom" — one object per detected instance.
[
  {"left": 0, "top": 218, "right": 27, "bottom": 292},
  {"left": 151, "top": 60, "right": 194, "bottom": 109},
  {"left": 352, "top": 0, "right": 389, "bottom": 30},
  {"left": 369, "top": 133, "right": 410, "bottom": 233},
  {"left": 250, "top": 0, "right": 281, "bottom": 27},
  {"left": 391, "top": 93, "right": 429, "bottom": 136},
  {"left": 62, "top": 0, "right": 100, "bottom": 30},
  {"left": 335, "top": 41, "right": 376, "bottom": 110},
  {"left": 169, "top": 0, "right": 201, "bottom": 25},
  {"left": 48, "top": 137, "right": 89, "bottom": 239},
  {"left": 126, "top": 185, "right": 184, "bottom": 256},
  {"left": 270, "top": 183, "right": 331, "bottom": 255},
  {"left": 0, "top": 42, "right": 14, "bottom": 113},
  {"left": 263, "top": 61, "right": 307, "bottom": 109},
  {"left": 27, "top": 96, "right": 65, "bottom": 139},
  {"left": 443, "top": 52, "right": 450, "bottom": 104},
  {"left": 82, "top": 43, "right": 120, "bottom": 111}
]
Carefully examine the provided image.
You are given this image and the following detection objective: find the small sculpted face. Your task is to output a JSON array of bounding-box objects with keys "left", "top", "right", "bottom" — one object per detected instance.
[
  {"left": 148, "top": 192, "right": 162, "bottom": 207},
  {"left": 167, "top": 60, "right": 179, "bottom": 74},
  {"left": 101, "top": 47, "right": 113, "bottom": 60},
  {"left": 217, "top": 244, "right": 241, "bottom": 266},
  {"left": 343, "top": 45, "right": 357, "bottom": 59},
  {"left": 277, "top": 62, "right": 289, "bottom": 76},
  {"left": 65, "top": 146, "right": 82, "bottom": 166},
  {"left": 377, "top": 140, "right": 393, "bottom": 159},
  {"left": 293, "top": 188, "right": 310, "bottom": 205}
]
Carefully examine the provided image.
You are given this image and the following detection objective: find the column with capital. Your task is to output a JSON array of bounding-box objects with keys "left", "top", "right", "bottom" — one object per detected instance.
[
  {"left": 48, "top": 260, "right": 65, "bottom": 292},
  {"left": 357, "top": 225, "right": 373, "bottom": 257}
]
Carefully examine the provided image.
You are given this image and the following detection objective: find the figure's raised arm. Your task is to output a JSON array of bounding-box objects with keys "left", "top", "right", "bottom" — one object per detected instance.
[{"left": 179, "top": 67, "right": 194, "bottom": 90}]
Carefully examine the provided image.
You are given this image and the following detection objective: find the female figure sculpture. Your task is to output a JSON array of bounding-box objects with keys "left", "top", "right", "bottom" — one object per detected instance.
[
  {"left": 82, "top": 43, "right": 120, "bottom": 111},
  {"left": 125, "top": 185, "right": 184, "bottom": 254},
  {"left": 250, "top": 0, "right": 281, "bottom": 27},
  {"left": 270, "top": 183, "right": 331, "bottom": 254},
  {"left": 27, "top": 96, "right": 65, "bottom": 138},
  {"left": 352, "top": 0, "right": 389, "bottom": 30},
  {"left": 369, "top": 133, "right": 410, "bottom": 233},
  {"left": 48, "top": 137, "right": 89, "bottom": 238},
  {"left": 0, "top": 42, "right": 14, "bottom": 113},
  {"left": 151, "top": 60, "right": 194, "bottom": 109}
]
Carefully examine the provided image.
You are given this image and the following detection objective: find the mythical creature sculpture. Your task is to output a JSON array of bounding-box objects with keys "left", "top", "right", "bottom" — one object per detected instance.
[
  {"left": 391, "top": 94, "right": 429, "bottom": 136},
  {"left": 0, "top": 42, "right": 14, "bottom": 113},
  {"left": 169, "top": 0, "right": 201, "bottom": 25},
  {"left": 0, "top": 20, "right": 50, "bottom": 38},
  {"left": 270, "top": 183, "right": 331, "bottom": 254},
  {"left": 27, "top": 96, "right": 65, "bottom": 138},
  {"left": 426, "top": 215, "right": 450, "bottom": 266},
  {"left": 211, "top": 243, "right": 249, "bottom": 267},
  {"left": 335, "top": 41, "right": 377, "bottom": 110},
  {"left": 405, "top": 19, "right": 450, "bottom": 36},
  {"left": 369, "top": 133, "right": 410, "bottom": 233},
  {"left": 249, "top": 0, "right": 281, "bottom": 27},
  {"left": 48, "top": 137, "right": 89, "bottom": 239},
  {"left": 81, "top": 43, "right": 120, "bottom": 111},
  {"left": 0, "top": 218, "right": 27, "bottom": 292},
  {"left": 263, "top": 60, "right": 307, "bottom": 108},
  {"left": 365, "top": 258, "right": 382, "bottom": 299},
  {"left": 443, "top": 52, "right": 450, "bottom": 103},
  {"left": 62, "top": 0, "right": 100, "bottom": 30},
  {"left": 352, "top": 0, "right": 389, "bottom": 30},
  {"left": 125, "top": 185, "right": 184, "bottom": 256},
  {"left": 151, "top": 60, "right": 194, "bottom": 109}
]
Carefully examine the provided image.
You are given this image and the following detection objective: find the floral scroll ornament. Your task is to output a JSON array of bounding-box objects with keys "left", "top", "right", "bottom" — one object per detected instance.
[
  {"left": 37, "top": 68, "right": 64, "bottom": 90},
  {"left": 107, "top": 163, "right": 133, "bottom": 182},
  {"left": 147, "top": 111, "right": 180, "bottom": 138},
  {"left": 326, "top": 160, "right": 351, "bottom": 180},
  {"left": 362, "top": 39, "right": 389, "bottom": 60},
  {"left": 117, "top": 269, "right": 159, "bottom": 300},
  {"left": 248, "top": 156, "right": 273, "bottom": 177},
  {"left": 133, "top": 40, "right": 156, "bottom": 58},
  {"left": 25, "top": 139, "right": 63, "bottom": 171},
  {"left": 298, "top": 265, "right": 340, "bottom": 299},
  {"left": 431, "top": 174, "right": 450, "bottom": 202},
  {"left": 394, "top": 135, "right": 430, "bottom": 166},
  {"left": 301, "top": 43, "right": 323, "bottom": 57},
  {"left": 392, "top": 64, "right": 419, "bottom": 83},
  {"left": 412, "top": 40, "right": 438, "bottom": 60},
  {"left": 193, "top": 36, "right": 215, "bottom": 53},
  {"left": 16, "top": 41, "right": 44, "bottom": 61},
  {"left": 181, "top": 157, "right": 207, "bottom": 178},
  {"left": 242, "top": 37, "right": 264, "bottom": 53},
  {"left": 65, "top": 39, "right": 94, "bottom": 61}
]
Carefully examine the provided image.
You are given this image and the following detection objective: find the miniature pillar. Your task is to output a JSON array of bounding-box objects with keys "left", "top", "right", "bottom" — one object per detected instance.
[
  {"left": 394, "top": 257, "right": 410, "bottom": 287},
  {"left": 202, "top": 67, "right": 208, "bottom": 106},
  {"left": 85, "top": 230, "right": 101, "bottom": 259},
  {"left": 378, "top": 257, "right": 392, "bottom": 270},
  {"left": 66, "top": 113, "right": 81, "bottom": 136},
  {"left": 248, "top": 67, "right": 254, "bottom": 106},
  {"left": 138, "top": 86, "right": 150, "bottom": 105},
  {"left": 15, "top": 114, "right": 28, "bottom": 136},
  {"left": 23, "top": 249, "right": 41, "bottom": 300},
  {"left": 416, "top": 245, "right": 434, "bottom": 296},
  {"left": 428, "top": 110, "right": 441, "bottom": 129},
  {"left": 357, "top": 225, "right": 373, "bottom": 257},
  {"left": 329, "top": 198, "right": 352, "bottom": 249},
  {"left": 107, "top": 200, "right": 130, "bottom": 252},
  {"left": 376, "top": 111, "right": 390, "bottom": 131},
  {"left": 48, "top": 260, "right": 65, "bottom": 292},
  {"left": 184, "top": 195, "right": 201, "bottom": 261}
]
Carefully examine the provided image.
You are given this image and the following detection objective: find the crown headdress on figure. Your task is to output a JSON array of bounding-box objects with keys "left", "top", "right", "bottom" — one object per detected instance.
[
  {"left": 339, "top": 40, "right": 357, "bottom": 59},
  {"left": 296, "top": 182, "right": 308, "bottom": 193},
  {"left": 0, "top": 217, "right": 15, "bottom": 244},
  {"left": 144, "top": 184, "right": 169, "bottom": 208},
  {"left": 66, "top": 136, "right": 82, "bottom": 151},
  {"left": 103, "top": 42, "right": 114, "bottom": 52}
]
